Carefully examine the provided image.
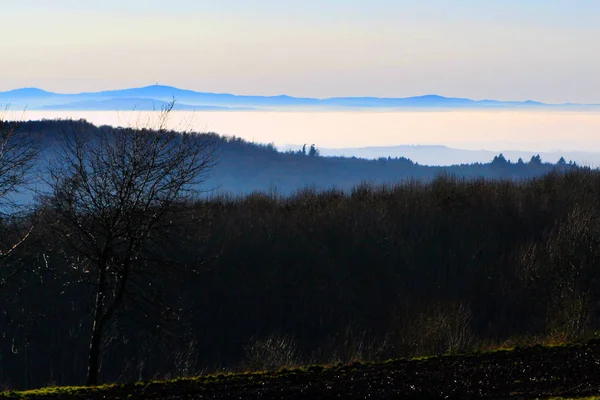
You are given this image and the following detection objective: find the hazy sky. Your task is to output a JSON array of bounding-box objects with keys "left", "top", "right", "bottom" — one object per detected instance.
[{"left": 3, "top": 0, "right": 600, "bottom": 103}]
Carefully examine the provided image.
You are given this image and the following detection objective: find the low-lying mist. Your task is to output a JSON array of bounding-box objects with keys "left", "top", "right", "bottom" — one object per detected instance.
[{"left": 11, "top": 109, "right": 600, "bottom": 157}]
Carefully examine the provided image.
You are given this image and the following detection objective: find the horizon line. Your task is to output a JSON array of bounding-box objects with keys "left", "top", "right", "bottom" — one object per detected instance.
[{"left": 0, "top": 84, "right": 592, "bottom": 106}]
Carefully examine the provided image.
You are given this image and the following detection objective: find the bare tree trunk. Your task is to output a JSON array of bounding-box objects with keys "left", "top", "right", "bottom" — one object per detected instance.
[
  {"left": 86, "top": 321, "right": 104, "bottom": 386},
  {"left": 87, "top": 262, "right": 107, "bottom": 386}
]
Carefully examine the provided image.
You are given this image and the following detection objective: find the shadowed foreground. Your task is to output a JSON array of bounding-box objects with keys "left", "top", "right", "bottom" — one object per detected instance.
[{"left": 4, "top": 341, "right": 600, "bottom": 400}]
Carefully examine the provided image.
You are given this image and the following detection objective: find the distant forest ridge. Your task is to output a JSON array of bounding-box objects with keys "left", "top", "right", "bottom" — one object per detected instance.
[
  {"left": 2, "top": 85, "right": 600, "bottom": 110},
  {"left": 283, "top": 144, "right": 600, "bottom": 167},
  {"left": 15, "top": 119, "right": 582, "bottom": 196}
]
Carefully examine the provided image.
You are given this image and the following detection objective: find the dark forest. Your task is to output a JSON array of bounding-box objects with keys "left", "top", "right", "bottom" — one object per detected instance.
[{"left": 0, "top": 118, "right": 596, "bottom": 389}]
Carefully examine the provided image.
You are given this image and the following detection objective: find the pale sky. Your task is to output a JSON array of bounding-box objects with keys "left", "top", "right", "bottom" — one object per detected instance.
[{"left": 3, "top": 0, "right": 600, "bottom": 103}]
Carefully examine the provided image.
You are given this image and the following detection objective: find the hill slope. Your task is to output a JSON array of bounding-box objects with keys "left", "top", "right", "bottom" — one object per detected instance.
[
  {"left": 15, "top": 119, "right": 573, "bottom": 196},
  {"left": 5, "top": 342, "right": 600, "bottom": 399}
]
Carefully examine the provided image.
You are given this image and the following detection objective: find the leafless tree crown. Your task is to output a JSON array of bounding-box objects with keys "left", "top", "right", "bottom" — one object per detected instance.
[{"left": 0, "top": 110, "right": 38, "bottom": 214}]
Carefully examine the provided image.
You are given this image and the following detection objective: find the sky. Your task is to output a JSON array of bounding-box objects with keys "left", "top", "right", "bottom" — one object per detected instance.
[{"left": 2, "top": 0, "right": 600, "bottom": 103}]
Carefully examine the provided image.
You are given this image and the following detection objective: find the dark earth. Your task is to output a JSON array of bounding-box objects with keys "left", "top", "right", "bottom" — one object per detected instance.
[{"left": 5, "top": 341, "right": 600, "bottom": 399}]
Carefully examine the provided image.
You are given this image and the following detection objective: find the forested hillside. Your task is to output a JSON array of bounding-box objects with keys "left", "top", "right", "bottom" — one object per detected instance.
[
  {"left": 16, "top": 119, "right": 571, "bottom": 195},
  {"left": 2, "top": 153, "right": 600, "bottom": 387}
]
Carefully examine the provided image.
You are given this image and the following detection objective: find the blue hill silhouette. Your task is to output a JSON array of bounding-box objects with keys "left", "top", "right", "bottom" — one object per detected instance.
[{"left": 0, "top": 84, "right": 596, "bottom": 110}]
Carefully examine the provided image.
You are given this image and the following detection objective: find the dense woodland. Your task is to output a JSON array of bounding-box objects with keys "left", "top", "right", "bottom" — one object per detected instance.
[{"left": 0, "top": 118, "right": 597, "bottom": 389}]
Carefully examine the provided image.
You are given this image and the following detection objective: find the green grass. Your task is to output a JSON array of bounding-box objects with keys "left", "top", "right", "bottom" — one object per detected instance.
[
  {"left": 0, "top": 368, "right": 327, "bottom": 399},
  {"left": 548, "top": 397, "right": 600, "bottom": 400},
  {"left": 0, "top": 362, "right": 356, "bottom": 399},
  {"left": 1, "top": 384, "right": 117, "bottom": 399}
]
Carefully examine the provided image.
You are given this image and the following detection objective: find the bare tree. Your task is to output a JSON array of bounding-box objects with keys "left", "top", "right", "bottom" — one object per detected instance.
[
  {"left": 42, "top": 104, "right": 216, "bottom": 385},
  {"left": 0, "top": 110, "right": 38, "bottom": 279}
]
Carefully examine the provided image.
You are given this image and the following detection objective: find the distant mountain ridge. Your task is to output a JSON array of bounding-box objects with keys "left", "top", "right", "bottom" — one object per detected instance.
[{"left": 1, "top": 85, "right": 598, "bottom": 111}]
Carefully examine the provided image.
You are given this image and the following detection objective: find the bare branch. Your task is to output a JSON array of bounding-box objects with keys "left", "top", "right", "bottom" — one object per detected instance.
[{"left": 0, "top": 108, "right": 39, "bottom": 274}]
